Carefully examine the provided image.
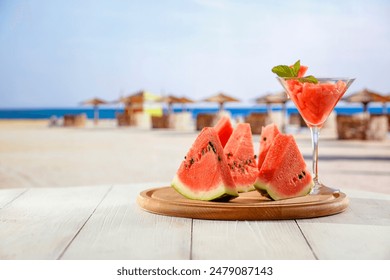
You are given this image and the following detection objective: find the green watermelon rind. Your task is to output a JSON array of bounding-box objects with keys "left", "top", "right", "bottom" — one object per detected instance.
[
  {"left": 266, "top": 179, "right": 314, "bottom": 201},
  {"left": 171, "top": 174, "right": 238, "bottom": 201},
  {"left": 236, "top": 184, "right": 256, "bottom": 193},
  {"left": 253, "top": 179, "right": 269, "bottom": 197},
  {"left": 254, "top": 178, "right": 313, "bottom": 200},
  {"left": 254, "top": 179, "right": 267, "bottom": 191}
]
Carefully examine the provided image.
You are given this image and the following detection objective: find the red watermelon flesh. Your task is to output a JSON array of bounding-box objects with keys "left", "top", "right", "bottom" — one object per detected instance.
[
  {"left": 289, "top": 64, "right": 308, "bottom": 77},
  {"left": 257, "top": 123, "right": 281, "bottom": 169},
  {"left": 224, "top": 123, "right": 258, "bottom": 193},
  {"left": 171, "top": 127, "right": 238, "bottom": 201},
  {"left": 254, "top": 123, "right": 281, "bottom": 191},
  {"left": 257, "top": 134, "right": 313, "bottom": 200},
  {"left": 286, "top": 80, "right": 347, "bottom": 127},
  {"left": 297, "top": 65, "right": 308, "bottom": 78},
  {"left": 214, "top": 116, "right": 233, "bottom": 147}
]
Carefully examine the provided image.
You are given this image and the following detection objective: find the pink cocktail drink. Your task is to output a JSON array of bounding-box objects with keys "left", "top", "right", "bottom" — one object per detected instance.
[
  {"left": 272, "top": 60, "right": 355, "bottom": 194},
  {"left": 285, "top": 79, "right": 347, "bottom": 127},
  {"left": 277, "top": 76, "right": 354, "bottom": 194}
]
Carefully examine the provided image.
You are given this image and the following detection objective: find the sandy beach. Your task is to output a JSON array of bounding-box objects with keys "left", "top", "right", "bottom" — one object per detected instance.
[{"left": 0, "top": 119, "right": 389, "bottom": 194}]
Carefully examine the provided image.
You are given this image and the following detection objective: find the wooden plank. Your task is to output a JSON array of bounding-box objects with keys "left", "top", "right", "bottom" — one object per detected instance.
[
  {"left": 0, "top": 188, "right": 27, "bottom": 208},
  {"left": 61, "top": 184, "right": 192, "bottom": 260},
  {"left": 191, "top": 219, "right": 316, "bottom": 259},
  {"left": 344, "top": 189, "right": 390, "bottom": 201},
  {"left": 297, "top": 223, "right": 390, "bottom": 260},
  {"left": 297, "top": 195, "right": 390, "bottom": 259},
  {"left": 0, "top": 186, "right": 110, "bottom": 259}
]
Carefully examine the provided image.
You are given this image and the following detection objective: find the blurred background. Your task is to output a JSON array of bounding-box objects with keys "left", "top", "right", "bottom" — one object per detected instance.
[{"left": 1, "top": 0, "right": 389, "bottom": 108}]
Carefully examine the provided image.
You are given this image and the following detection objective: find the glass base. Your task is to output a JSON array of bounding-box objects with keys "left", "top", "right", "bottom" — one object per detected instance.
[{"left": 310, "top": 182, "right": 340, "bottom": 195}]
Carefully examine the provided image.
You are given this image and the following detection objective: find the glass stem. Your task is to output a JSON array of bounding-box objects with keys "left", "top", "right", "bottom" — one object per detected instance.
[{"left": 310, "top": 126, "right": 320, "bottom": 187}]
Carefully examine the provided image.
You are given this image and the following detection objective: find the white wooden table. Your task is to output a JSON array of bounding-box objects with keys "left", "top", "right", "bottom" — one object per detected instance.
[{"left": 0, "top": 183, "right": 389, "bottom": 260}]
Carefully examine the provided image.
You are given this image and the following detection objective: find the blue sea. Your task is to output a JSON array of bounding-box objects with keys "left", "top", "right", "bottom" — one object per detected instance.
[{"left": 0, "top": 105, "right": 388, "bottom": 120}]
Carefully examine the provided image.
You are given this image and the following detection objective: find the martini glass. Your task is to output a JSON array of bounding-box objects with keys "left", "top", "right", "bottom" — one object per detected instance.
[{"left": 277, "top": 77, "right": 355, "bottom": 194}]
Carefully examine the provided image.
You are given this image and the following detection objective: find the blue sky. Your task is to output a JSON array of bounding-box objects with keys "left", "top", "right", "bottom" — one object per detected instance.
[{"left": 1, "top": 0, "right": 389, "bottom": 108}]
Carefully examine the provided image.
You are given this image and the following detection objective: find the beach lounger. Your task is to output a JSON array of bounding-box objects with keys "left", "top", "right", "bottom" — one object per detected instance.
[
  {"left": 63, "top": 114, "right": 86, "bottom": 127},
  {"left": 151, "top": 115, "right": 171, "bottom": 129},
  {"left": 289, "top": 113, "right": 306, "bottom": 127},
  {"left": 336, "top": 114, "right": 388, "bottom": 140},
  {"left": 244, "top": 112, "right": 270, "bottom": 134},
  {"left": 116, "top": 112, "right": 131, "bottom": 126},
  {"left": 196, "top": 113, "right": 215, "bottom": 131}
]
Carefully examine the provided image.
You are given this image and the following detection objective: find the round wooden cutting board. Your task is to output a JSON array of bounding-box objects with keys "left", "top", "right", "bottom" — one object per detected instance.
[{"left": 137, "top": 186, "right": 349, "bottom": 220}]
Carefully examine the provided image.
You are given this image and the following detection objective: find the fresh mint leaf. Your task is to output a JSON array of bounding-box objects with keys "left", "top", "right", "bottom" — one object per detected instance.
[
  {"left": 272, "top": 60, "right": 318, "bottom": 84},
  {"left": 298, "top": 75, "right": 318, "bottom": 84},
  {"left": 271, "top": 65, "right": 295, "bottom": 78},
  {"left": 291, "top": 60, "right": 300, "bottom": 77}
]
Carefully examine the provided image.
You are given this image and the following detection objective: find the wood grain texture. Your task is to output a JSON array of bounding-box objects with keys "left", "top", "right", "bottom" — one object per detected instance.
[
  {"left": 298, "top": 223, "right": 390, "bottom": 259},
  {"left": 0, "top": 188, "right": 27, "bottom": 208},
  {"left": 137, "top": 186, "right": 349, "bottom": 220},
  {"left": 345, "top": 189, "right": 390, "bottom": 201},
  {"left": 0, "top": 186, "right": 110, "bottom": 259},
  {"left": 297, "top": 193, "right": 390, "bottom": 259},
  {"left": 191, "top": 219, "right": 316, "bottom": 259},
  {"left": 0, "top": 184, "right": 388, "bottom": 260},
  {"left": 62, "top": 185, "right": 192, "bottom": 260}
]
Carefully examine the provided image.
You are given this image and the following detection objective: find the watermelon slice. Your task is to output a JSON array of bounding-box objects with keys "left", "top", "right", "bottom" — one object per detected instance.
[
  {"left": 297, "top": 65, "right": 308, "bottom": 78},
  {"left": 214, "top": 116, "right": 233, "bottom": 147},
  {"left": 257, "top": 134, "right": 313, "bottom": 200},
  {"left": 289, "top": 64, "right": 308, "bottom": 78},
  {"left": 254, "top": 123, "right": 281, "bottom": 191},
  {"left": 171, "top": 127, "right": 238, "bottom": 201},
  {"left": 224, "top": 123, "right": 258, "bottom": 193}
]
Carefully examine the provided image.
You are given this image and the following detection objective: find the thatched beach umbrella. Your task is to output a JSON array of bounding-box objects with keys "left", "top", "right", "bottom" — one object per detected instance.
[
  {"left": 116, "top": 90, "right": 161, "bottom": 114},
  {"left": 177, "top": 96, "right": 195, "bottom": 111},
  {"left": 157, "top": 95, "right": 195, "bottom": 114},
  {"left": 113, "top": 90, "right": 160, "bottom": 105},
  {"left": 203, "top": 92, "right": 240, "bottom": 112},
  {"left": 343, "top": 88, "right": 388, "bottom": 113},
  {"left": 255, "top": 91, "right": 288, "bottom": 113},
  {"left": 80, "top": 97, "right": 108, "bottom": 125},
  {"left": 157, "top": 95, "right": 182, "bottom": 115},
  {"left": 119, "top": 90, "right": 161, "bottom": 104},
  {"left": 179, "top": 96, "right": 194, "bottom": 103},
  {"left": 255, "top": 91, "right": 289, "bottom": 132}
]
